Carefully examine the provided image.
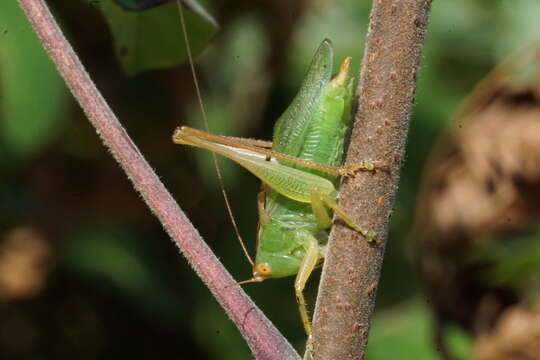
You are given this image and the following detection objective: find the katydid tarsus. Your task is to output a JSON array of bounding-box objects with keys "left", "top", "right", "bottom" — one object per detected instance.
[{"left": 174, "top": 10, "right": 384, "bottom": 338}]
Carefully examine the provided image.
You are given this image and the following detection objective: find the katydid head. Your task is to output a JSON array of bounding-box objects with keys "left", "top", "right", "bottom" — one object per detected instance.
[
  {"left": 226, "top": 263, "right": 271, "bottom": 288},
  {"left": 253, "top": 262, "right": 273, "bottom": 280}
]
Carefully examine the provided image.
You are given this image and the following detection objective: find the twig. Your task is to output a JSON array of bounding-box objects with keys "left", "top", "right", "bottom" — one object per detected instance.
[
  {"left": 309, "top": 1, "right": 433, "bottom": 359},
  {"left": 16, "top": 1, "right": 299, "bottom": 359}
]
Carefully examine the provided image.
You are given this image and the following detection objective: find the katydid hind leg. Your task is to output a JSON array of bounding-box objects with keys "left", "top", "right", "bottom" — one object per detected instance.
[
  {"left": 342, "top": 159, "right": 390, "bottom": 177},
  {"left": 175, "top": 127, "right": 385, "bottom": 177}
]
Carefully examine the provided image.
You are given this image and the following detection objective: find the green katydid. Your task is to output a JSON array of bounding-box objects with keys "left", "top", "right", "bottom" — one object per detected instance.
[{"left": 173, "top": 39, "right": 384, "bottom": 337}]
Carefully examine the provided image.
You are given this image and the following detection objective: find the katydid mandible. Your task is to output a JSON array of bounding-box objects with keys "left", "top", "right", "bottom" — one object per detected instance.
[{"left": 173, "top": 40, "right": 383, "bottom": 337}]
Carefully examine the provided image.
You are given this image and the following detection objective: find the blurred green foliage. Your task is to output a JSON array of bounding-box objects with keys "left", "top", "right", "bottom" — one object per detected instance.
[
  {"left": 93, "top": 0, "right": 217, "bottom": 74},
  {"left": 0, "top": 0, "right": 67, "bottom": 158},
  {"left": 0, "top": 0, "right": 539, "bottom": 359},
  {"left": 471, "top": 227, "right": 540, "bottom": 289}
]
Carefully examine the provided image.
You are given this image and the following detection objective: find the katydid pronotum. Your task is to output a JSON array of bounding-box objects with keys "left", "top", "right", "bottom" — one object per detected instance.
[{"left": 174, "top": 34, "right": 385, "bottom": 338}]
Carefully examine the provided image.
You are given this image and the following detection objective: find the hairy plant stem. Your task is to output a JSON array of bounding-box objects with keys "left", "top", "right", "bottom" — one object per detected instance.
[
  {"left": 16, "top": 1, "right": 299, "bottom": 359},
  {"left": 308, "top": 1, "right": 433, "bottom": 359}
]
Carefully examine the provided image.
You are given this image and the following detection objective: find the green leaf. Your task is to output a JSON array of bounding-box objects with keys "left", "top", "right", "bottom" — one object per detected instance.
[
  {"left": 95, "top": 0, "right": 218, "bottom": 75},
  {"left": 0, "top": 1, "right": 68, "bottom": 158}
]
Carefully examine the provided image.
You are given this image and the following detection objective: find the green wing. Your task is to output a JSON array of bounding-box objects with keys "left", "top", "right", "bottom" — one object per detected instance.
[{"left": 272, "top": 40, "right": 334, "bottom": 157}]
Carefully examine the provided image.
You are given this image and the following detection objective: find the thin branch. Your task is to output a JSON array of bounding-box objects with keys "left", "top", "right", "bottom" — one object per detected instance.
[
  {"left": 309, "top": 1, "right": 433, "bottom": 359},
  {"left": 16, "top": 1, "right": 299, "bottom": 359}
]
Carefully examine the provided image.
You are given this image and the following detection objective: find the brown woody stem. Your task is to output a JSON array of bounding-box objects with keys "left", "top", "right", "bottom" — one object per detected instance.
[{"left": 309, "top": 1, "right": 433, "bottom": 359}]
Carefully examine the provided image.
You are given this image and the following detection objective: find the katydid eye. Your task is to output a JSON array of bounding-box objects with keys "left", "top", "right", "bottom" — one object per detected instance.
[{"left": 257, "top": 263, "right": 272, "bottom": 277}]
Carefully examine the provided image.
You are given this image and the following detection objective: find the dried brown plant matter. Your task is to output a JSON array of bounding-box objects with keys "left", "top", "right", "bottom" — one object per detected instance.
[
  {"left": 472, "top": 305, "right": 540, "bottom": 360},
  {"left": 414, "top": 48, "right": 540, "bottom": 359}
]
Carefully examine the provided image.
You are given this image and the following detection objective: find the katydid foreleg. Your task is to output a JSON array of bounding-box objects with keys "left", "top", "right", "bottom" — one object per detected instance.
[
  {"left": 313, "top": 190, "right": 377, "bottom": 241},
  {"left": 294, "top": 233, "right": 321, "bottom": 336}
]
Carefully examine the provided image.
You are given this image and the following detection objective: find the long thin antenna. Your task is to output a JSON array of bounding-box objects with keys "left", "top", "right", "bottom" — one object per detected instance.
[{"left": 176, "top": 1, "right": 254, "bottom": 267}]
